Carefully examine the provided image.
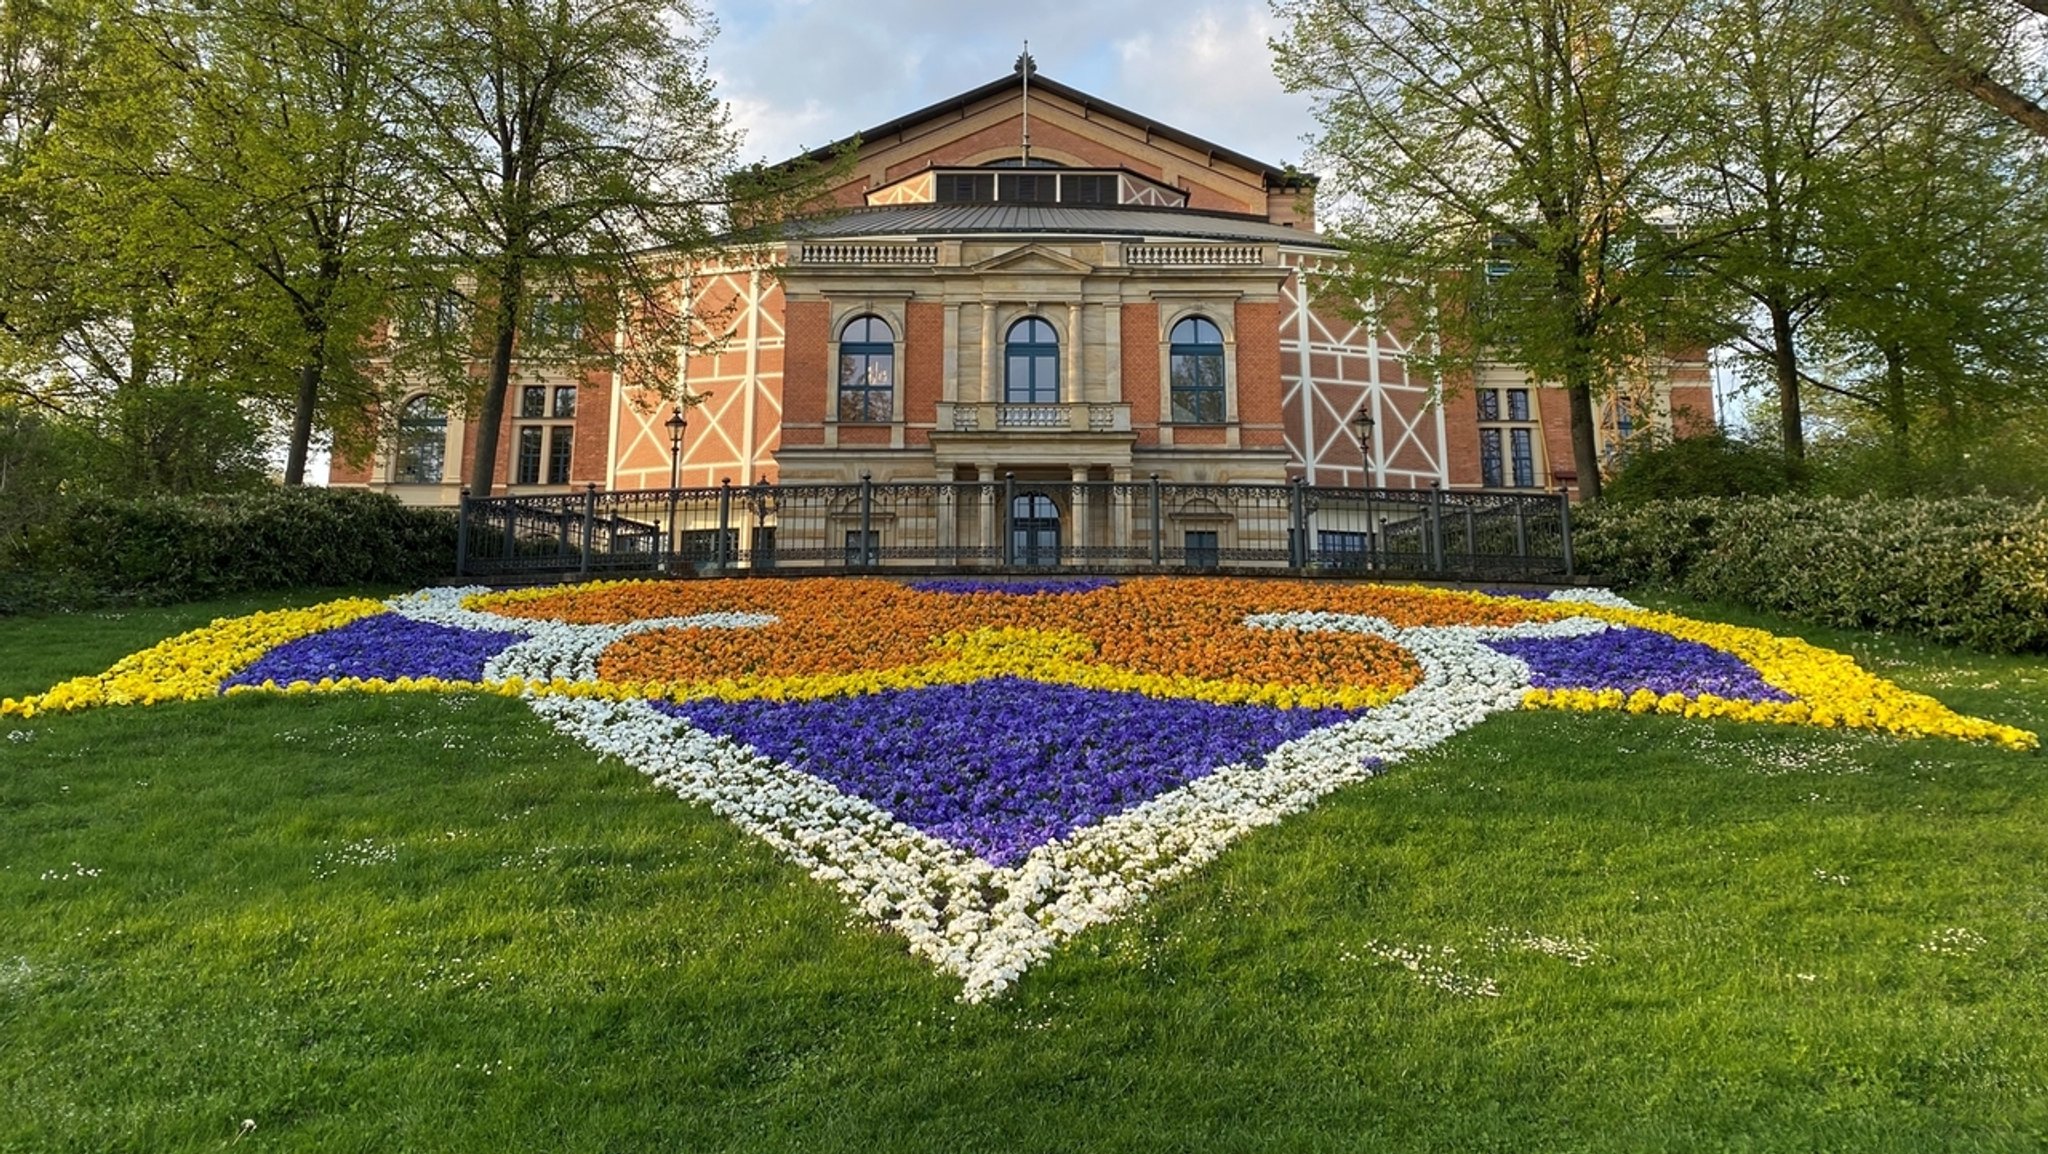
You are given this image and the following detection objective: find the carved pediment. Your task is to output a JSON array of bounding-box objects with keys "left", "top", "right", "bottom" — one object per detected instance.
[{"left": 969, "top": 244, "right": 1096, "bottom": 275}]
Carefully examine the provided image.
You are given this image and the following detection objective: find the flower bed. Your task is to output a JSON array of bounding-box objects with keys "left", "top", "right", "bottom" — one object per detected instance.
[{"left": 2, "top": 577, "right": 2033, "bottom": 998}]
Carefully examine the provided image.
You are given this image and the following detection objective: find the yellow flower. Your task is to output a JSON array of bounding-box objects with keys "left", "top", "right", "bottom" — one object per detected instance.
[{"left": 0, "top": 599, "right": 386, "bottom": 719}]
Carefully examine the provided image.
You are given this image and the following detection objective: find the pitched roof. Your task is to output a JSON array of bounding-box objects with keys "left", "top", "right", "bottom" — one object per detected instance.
[{"left": 789, "top": 69, "right": 1316, "bottom": 191}]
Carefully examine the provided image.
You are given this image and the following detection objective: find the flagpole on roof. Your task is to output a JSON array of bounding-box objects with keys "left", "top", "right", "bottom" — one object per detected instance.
[{"left": 1019, "top": 41, "right": 1032, "bottom": 165}]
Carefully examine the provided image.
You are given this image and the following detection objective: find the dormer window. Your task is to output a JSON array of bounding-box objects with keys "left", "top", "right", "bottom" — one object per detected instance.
[
  {"left": 1061, "top": 174, "right": 1116, "bottom": 204},
  {"left": 998, "top": 172, "right": 1057, "bottom": 203},
  {"left": 916, "top": 167, "right": 1184, "bottom": 208},
  {"left": 936, "top": 172, "right": 994, "bottom": 203}
]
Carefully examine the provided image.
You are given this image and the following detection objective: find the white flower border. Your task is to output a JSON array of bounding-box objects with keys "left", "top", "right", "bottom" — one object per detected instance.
[
  {"left": 379, "top": 582, "right": 1642, "bottom": 999},
  {"left": 384, "top": 586, "right": 776, "bottom": 683},
  {"left": 522, "top": 607, "right": 1616, "bottom": 1001}
]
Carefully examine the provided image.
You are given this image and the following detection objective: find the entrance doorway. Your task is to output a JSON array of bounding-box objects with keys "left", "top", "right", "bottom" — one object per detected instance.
[{"left": 1011, "top": 492, "right": 1060, "bottom": 567}]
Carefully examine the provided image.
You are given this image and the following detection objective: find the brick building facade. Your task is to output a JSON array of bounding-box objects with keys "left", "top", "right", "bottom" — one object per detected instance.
[{"left": 334, "top": 64, "right": 1712, "bottom": 508}]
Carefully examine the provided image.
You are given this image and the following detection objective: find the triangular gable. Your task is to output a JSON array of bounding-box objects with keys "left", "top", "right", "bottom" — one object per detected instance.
[
  {"left": 797, "top": 68, "right": 1313, "bottom": 219},
  {"left": 967, "top": 244, "right": 1097, "bottom": 276}
]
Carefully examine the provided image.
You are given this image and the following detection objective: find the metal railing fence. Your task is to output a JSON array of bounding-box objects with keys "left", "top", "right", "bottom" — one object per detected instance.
[{"left": 455, "top": 477, "right": 1574, "bottom": 583}]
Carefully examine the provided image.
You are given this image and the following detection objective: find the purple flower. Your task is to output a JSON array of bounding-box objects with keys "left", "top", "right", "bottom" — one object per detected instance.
[
  {"left": 907, "top": 578, "right": 1121, "bottom": 596},
  {"left": 1479, "top": 587, "right": 1552, "bottom": 600},
  {"left": 661, "top": 679, "right": 1358, "bottom": 866},
  {"left": 1486, "top": 628, "right": 1792, "bottom": 702},
  {"left": 224, "top": 613, "right": 520, "bottom": 688}
]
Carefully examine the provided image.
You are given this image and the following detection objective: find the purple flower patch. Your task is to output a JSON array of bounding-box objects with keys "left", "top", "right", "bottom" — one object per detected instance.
[
  {"left": 662, "top": 678, "right": 1357, "bottom": 866},
  {"left": 907, "top": 578, "right": 1120, "bottom": 596},
  {"left": 224, "top": 613, "right": 520, "bottom": 688},
  {"left": 1486, "top": 627, "right": 1793, "bottom": 702}
]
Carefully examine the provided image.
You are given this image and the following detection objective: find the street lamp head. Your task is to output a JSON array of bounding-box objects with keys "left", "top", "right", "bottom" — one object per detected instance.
[
  {"left": 1353, "top": 407, "right": 1375, "bottom": 440},
  {"left": 665, "top": 408, "right": 688, "bottom": 493}
]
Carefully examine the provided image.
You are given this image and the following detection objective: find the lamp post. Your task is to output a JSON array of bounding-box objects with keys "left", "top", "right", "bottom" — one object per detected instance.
[
  {"left": 1354, "top": 404, "right": 1376, "bottom": 568},
  {"left": 746, "top": 478, "right": 776, "bottom": 569},
  {"left": 665, "top": 409, "right": 686, "bottom": 573}
]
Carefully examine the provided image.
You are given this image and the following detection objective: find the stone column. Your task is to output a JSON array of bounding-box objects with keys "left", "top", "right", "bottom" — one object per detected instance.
[
  {"left": 1065, "top": 301, "right": 1083, "bottom": 402},
  {"left": 980, "top": 302, "right": 999, "bottom": 404}
]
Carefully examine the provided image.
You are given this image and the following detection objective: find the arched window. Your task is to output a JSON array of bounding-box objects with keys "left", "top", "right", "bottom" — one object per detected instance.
[
  {"left": 1169, "top": 316, "right": 1225, "bottom": 424},
  {"left": 395, "top": 395, "right": 446, "bottom": 484},
  {"left": 837, "top": 315, "right": 894, "bottom": 423},
  {"left": 1005, "top": 317, "right": 1059, "bottom": 404}
]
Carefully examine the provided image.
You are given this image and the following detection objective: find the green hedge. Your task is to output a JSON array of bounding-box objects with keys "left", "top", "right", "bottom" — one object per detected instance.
[
  {"left": 4, "top": 488, "right": 456, "bottom": 611},
  {"left": 1576, "top": 495, "right": 2048, "bottom": 653}
]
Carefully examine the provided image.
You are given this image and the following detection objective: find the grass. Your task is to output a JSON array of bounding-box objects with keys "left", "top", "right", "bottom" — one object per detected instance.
[{"left": 1, "top": 587, "right": 2045, "bottom": 1152}]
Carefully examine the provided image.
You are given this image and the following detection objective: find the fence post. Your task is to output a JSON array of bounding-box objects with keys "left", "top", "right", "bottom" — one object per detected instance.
[
  {"left": 455, "top": 488, "right": 470, "bottom": 577},
  {"left": 502, "top": 495, "right": 517, "bottom": 568},
  {"left": 1148, "top": 473, "right": 1163, "bottom": 568},
  {"left": 579, "top": 483, "right": 596, "bottom": 580},
  {"left": 1515, "top": 501, "right": 1529, "bottom": 561},
  {"left": 716, "top": 478, "right": 733, "bottom": 570},
  {"left": 858, "top": 472, "right": 875, "bottom": 567},
  {"left": 1428, "top": 483, "right": 1445, "bottom": 573},
  {"left": 1560, "top": 491, "right": 1576, "bottom": 579},
  {"left": 1464, "top": 507, "right": 1477, "bottom": 571},
  {"left": 1288, "top": 478, "right": 1307, "bottom": 569},
  {"left": 1002, "top": 472, "right": 1016, "bottom": 567}
]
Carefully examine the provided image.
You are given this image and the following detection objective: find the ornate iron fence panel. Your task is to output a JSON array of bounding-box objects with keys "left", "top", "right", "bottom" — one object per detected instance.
[{"left": 455, "top": 480, "right": 1575, "bottom": 583}]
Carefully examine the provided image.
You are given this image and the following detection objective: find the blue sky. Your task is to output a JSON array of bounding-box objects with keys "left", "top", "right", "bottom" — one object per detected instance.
[{"left": 701, "top": 0, "right": 1321, "bottom": 170}]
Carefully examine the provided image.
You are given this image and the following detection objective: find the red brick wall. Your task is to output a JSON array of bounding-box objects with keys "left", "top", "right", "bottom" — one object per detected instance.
[
  {"left": 1670, "top": 383, "right": 1716, "bottom": 435},
  {"left": 904, "top": 301, "right": 944, "bottom": 447},
  {"left": 1442, "top": 377, "right": 1483, "bottom": 488},
  {"left": 1122, "top": 303, "right": 1161, "bottom": 446},
  {"left": 837, "top": 426, "right": 892, "bottom": 446},
  {"left": 1234, "top": 301, "right": 1285, "bottom": 449},
  {"left": 329, "top": 448, "right": 373, "bottom": 484},
  {"left": 782, "top": 300, "right": 829, "bottom": 447},
  {"left": 570, "top": 366, "right": 610, "bottom": 486},
  {"left": 1538, "top": 387, "right": 1578, "bottom": 490}
]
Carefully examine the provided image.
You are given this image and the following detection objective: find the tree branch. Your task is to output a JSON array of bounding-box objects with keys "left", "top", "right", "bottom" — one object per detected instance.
[{"left": 1885, "top": 0, "right": 2048, "bottom": 139}]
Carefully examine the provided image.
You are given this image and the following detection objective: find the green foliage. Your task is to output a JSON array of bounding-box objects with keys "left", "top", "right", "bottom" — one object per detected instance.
[
  {"left": 1577, "top": 495, "right": 2048, "bottom": 651},
  {"left": 1804, "top": 414, "right": 2048, "bottom": 500},
  {"left": 4, "top": 487, "right": 453, "bottom": 611},
  {"left": 1604, "top": 433, "right": 1806, "bottom": 503}
]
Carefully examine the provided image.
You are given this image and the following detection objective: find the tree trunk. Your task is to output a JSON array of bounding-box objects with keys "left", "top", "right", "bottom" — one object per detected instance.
[
  {"left": 1567, "top": 377, "right": 1603, "bottom": 503},
  {"left": 1882, "top": 343, "right": 1910, "bottom": 466},
  {"left": 467, "top": 261, "right": 524, "bottom": 496},
  {"left": 1768, "top": 301, "right": 1805, "bottom": 460},
  {"left": 284, "top": 255, "right": 342, "bottom": 487},
  {"left": 284, "top": 355, "right": 321, "bottom": 487}
]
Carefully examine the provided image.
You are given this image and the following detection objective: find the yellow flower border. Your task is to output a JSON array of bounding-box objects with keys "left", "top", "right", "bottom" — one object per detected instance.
[
  {"left": 1, "top": 599, "right": 387, "bottom": 719},
  {"left": 1515, "top": 603, "right": 2038, "bottom": 751},
  {"left": 5, "top": 582, "right": 2035, "bottom": 753}
]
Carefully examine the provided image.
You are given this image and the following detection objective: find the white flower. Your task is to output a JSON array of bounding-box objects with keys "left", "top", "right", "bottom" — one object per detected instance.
[{"left": 522, "top": 612, "right": 1573, "bottom": 1001}]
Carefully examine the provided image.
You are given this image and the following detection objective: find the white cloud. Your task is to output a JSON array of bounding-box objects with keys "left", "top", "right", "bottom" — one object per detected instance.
[
  {"left": 704, "top": 0, "right": 1318, "bottom": 168},
  {"left": 1110, "top": 6, "right": 1317, "bottom": 167}
]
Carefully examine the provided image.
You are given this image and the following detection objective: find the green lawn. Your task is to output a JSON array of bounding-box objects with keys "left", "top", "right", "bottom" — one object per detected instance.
[{"left": 1, "top": 589, "right": 2044, "bottom": 1152}]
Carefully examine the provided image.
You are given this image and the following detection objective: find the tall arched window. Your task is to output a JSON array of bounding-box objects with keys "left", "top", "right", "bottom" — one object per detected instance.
[
  {"left": 1005, "top": 317, "right": 1059, "bottom": 403},
  {"left": 395, "top": 395, "right": 446, "bottom": 484},
  {"left": 838, "top": 315, "right": 894, "bottom": 422},
  {"left": 1169, "top": 316, "right": 1225, "bottom": 424}
]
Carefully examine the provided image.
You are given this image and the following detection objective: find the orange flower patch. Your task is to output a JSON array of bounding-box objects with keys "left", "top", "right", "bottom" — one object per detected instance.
[{"left": 553, "top": 577, "right": 1470, "bottom": 704}]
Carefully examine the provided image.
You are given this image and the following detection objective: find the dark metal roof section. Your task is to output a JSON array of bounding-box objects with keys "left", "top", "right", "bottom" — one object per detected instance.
[
  {"left": 788, "top": 71, "right": 1318, "bottom": 192},
  {"left": 788, "top": 203, "right": 1339, "bottom": 249}
]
